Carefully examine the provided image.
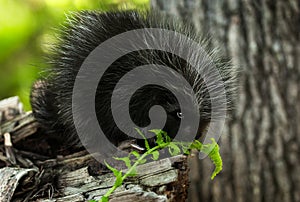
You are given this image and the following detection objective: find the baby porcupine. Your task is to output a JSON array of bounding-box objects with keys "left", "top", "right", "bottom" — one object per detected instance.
[{"left": 30, "top": 10, "right": 237, "bottom": 149}]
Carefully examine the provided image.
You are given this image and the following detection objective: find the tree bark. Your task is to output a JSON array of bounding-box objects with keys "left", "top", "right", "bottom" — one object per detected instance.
[{"left": 151, "top": 0, "right": 300, "bottom": 202}]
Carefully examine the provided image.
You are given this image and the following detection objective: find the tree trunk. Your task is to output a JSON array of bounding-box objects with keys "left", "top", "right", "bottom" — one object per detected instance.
[{"left": 151, "top": 0, "right": 300, "bottom": 201}]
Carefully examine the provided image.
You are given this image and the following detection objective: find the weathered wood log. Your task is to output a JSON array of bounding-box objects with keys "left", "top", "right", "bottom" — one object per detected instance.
[
  {"left": 39, "top": 155, "right": 188, "bottom": 202},
  {"left": 0, "top": 97, "right": 190, "bottom": 201},
  {"left": 0, "top": 96, "right": 24, "bottom": 124},
  {"left": 1, "top": 154, "right": 189, "bottom": 201}
]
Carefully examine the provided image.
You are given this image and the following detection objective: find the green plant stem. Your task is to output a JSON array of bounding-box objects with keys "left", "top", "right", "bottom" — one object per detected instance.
[
  {"left": 101, "top": 143, "right": 169, "bottom": 201},
  {"left": 122, "top": 143, "right": 169, "bottom": 179},
  {"left": 100, "top": 135, "right": 222, "bottom": 202}
]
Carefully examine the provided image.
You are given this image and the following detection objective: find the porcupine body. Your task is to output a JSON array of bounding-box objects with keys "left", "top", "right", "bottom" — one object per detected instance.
[{"left": 30, "top": 10, "right": 237, "bottom": 148}]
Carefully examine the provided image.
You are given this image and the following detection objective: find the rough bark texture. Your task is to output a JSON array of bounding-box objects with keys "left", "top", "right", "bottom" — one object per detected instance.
[{"left": 151, "top": 0, "right": 300, "bottom": 202}]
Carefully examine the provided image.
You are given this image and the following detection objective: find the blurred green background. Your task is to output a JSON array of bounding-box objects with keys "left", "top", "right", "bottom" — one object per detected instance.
[{"left": 0, "top": 0, "right": 149, "bottom": 110}]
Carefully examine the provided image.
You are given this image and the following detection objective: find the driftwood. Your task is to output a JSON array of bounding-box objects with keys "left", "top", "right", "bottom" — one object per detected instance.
[{"left": 0, "top": 97, "right": 190, "bottom": 201}]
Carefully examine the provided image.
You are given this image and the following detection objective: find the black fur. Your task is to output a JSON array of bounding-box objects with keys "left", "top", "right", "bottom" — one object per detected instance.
[{"left": 30, "top": 10, "right": 237, "bottom": 147}]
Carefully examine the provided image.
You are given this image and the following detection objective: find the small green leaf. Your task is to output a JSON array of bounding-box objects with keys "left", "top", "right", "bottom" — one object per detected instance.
[
  {"left": 139, "top": 158, "right": 147, "bottom": 164},
  {"left": 189, "top": 140, "right": 203, "bottom": 150},
  {"left": 114, "top": 156, "right": 132, "bottom": 169},
  {"left": 180, "top": 142, "right": 191, "bottom": 154},
  {"left": 201, "top": 138, "right": 223, "bottom": 180},
  {"left": 135, "top": 128, "right": 150, "bottom": 150},
  {"left": 168, "top": 143, "right": 181, "bottom": 156},
  {"left": 163, "top": 132, "right": 171, "bottom": 143},
  {"left": 157, "top": 130, "right": 170, "bottom": 143},
  {"left": 115, "top": 171, "right": 123, "bottom": 186},
  {"left": 150, "top": 129, "right": 164, "bottom": 145},
  {"left": 104, "top": 161, "right": 121, "bottom": 177},
  {"left": 149, "top": 129, "right": 162, "bottom": 134},
  {"left": 151, "top": 150, "right": 159, "bottom": 160},
  {"left": 130, "top": 150, "right": 141, "bottom": 159},
  {"left": 130, "top": 151, "right": 146, "bottom": 164}
]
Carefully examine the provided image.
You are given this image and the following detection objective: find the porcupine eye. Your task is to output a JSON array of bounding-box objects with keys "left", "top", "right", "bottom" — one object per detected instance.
[{"left": 176, "top": 112, "right": 183, "bottom": 119}]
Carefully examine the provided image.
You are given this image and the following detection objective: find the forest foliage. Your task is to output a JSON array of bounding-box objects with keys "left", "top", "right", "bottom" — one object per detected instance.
[{"left": 0, "top": 0, "right": 149, "bottom": 110}]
